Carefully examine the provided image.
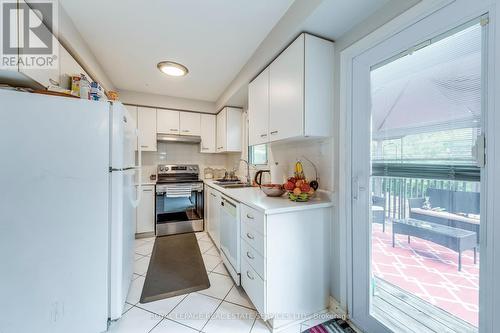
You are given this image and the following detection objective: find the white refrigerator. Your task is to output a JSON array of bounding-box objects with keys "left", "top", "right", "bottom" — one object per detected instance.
[{"left": 0, "top": 89, "right": 141, "bottom": 333}]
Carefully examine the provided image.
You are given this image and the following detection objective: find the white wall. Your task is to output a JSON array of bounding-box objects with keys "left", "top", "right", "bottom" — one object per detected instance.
[
  {"left": 119, "top": 90, "right": 216, "bottom": 114},
  {"left": 56, "top": 3, "right": 115, "bottom": 91}
]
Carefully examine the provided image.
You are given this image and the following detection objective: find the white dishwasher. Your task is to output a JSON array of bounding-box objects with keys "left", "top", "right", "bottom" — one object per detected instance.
[{"left": 219, "top": 195, "right": 241, "bottom": 285}]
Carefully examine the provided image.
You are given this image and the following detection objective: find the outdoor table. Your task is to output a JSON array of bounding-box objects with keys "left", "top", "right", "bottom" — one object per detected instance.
[{"left": 392, "top": 218, "right": 477, "bottom": 271}]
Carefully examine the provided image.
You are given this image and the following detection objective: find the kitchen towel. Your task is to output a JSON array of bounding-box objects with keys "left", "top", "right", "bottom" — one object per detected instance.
[{"left": 165, "top": 184, "right": 192, "bottom": 198}]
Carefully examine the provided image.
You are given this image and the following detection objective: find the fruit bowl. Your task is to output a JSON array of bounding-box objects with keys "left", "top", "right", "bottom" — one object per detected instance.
[
  {"left": 260, "top": 184, "right": 286, "bottom": 197},
  {"left": 283, "top": 178, "right": 316, "bottom": 202},
  {"left": 287, "top": 191, "right": 313, "bottom": 202}
]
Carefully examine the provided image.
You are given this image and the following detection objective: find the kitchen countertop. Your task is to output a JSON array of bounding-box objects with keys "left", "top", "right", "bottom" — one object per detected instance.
[{"left": 204, "top": 180, "right": 333, "bottom": 215}]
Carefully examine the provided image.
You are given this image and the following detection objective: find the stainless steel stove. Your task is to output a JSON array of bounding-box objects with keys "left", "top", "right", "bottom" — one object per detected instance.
[{"left": 155, "top": 164, "right": 204, "bottom": 236}]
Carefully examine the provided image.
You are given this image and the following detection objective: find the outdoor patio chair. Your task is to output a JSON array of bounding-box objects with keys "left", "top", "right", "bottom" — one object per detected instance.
[{"left": 372, "top": 195, "right": 386, "bottom": 232}]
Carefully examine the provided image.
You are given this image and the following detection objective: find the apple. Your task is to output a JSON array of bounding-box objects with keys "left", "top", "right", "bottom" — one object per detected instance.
[
  {"left": 300, "top": 183, "right": 311, "bottom": 193},
  {"left": 287, "top": 177, "right": 297, "bottom": 184},
  {"left": 293, "top": 187, "right": 302, "bottom": 196},
  {"left": 284, "top": 181, "right": 295, "bottom": 191}
]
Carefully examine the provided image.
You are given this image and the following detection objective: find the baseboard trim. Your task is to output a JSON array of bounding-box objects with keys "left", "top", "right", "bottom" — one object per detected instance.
[
  {"left": 328, "top": 296, "right": 364, "bottom": 333},
  {"left": 328, "top": 296, "right": 347, "bottom": 319}
]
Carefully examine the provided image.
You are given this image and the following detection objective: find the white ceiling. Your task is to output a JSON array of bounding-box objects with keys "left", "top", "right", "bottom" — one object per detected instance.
[{"left": 59, "top": 0, "right": 294, "bottom": 102}]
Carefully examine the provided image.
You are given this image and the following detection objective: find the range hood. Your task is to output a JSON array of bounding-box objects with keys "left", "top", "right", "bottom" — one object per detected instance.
[{"left": 157, "top": 133, "right": 201, "bottom": 143}]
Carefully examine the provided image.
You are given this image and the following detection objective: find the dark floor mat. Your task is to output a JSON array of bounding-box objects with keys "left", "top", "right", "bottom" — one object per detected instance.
[
  {"left": 303, "top": 318, "right": 356, "bottom": 333},
  {"left": 140, "top": 233, "right": 210, "bottom": 303}
]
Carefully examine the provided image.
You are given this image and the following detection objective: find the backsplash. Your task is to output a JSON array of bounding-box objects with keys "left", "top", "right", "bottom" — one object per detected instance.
[
  {"left": 268, "top": 138, "right": 333, "bottom": 191},
  {"left": 138, "top": 142, "right": 239, "bottom": 180},
  {"left": 232, "top": 138, "right": 333, "bottom": 191}
]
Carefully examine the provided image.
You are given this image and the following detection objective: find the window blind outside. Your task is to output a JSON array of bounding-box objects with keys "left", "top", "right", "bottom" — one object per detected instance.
[{"left": 372, "top": 163, "right": 480, "bottom": 182}]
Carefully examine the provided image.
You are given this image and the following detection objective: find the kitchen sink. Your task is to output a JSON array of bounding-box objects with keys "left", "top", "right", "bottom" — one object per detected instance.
[{"left": 219, "top": 183, "right": 253, "bottom": 189}]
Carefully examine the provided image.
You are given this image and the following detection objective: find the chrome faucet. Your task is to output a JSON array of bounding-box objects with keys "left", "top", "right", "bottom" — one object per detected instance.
[{"left": 239, "top": 159, "right": 252, "bottom": 185}]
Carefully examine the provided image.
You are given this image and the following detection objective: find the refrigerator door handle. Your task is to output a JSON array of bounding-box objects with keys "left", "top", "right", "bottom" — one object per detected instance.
[{"left": 130, "top": 128, "right": 142, "bottom": 208}]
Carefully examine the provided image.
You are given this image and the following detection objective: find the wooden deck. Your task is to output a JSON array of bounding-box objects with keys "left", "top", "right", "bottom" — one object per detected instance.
[{"left": 372, "top": 277, "right": 477, "bottom": 333}]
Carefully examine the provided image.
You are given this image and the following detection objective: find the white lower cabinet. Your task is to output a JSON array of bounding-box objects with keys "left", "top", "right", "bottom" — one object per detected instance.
[
  {"left": 206, "top": 188, "right": 221, "bottom": 248},
  {"left": 241, "top": 258, "right": 266, "bottom": 314},
  {"left": 136, "top": 185, "right": 155, "bottom": 234},
  {"left": 240, "top": 203, "right": 330, "bottom": 330}
]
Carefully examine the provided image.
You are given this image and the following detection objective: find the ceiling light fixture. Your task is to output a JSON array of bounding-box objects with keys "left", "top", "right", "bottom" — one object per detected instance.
[{"left": 157, "top": 61, "right": 189, "bottom": 77}]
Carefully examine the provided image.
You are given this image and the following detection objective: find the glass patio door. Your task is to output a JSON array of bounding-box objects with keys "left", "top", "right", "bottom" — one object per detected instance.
[{"left": 351, "top": 13, "right": 487, "bottom": 333}]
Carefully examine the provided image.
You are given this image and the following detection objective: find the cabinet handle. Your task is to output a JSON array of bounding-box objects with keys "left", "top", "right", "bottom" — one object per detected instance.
[
  {"left": 170, "top": 128, "right": 178, "bottom": 131},
  {"left": 182, "top": 130, "right": 189, "bottom": 132},
  {"left": 246, "top": 251, "right": 255, "bottom": 260},
  {"left": 217, "top": 146, "right": 223, "bottom": 149},
  {"left": 260, "top": 134, "right": 267, "bottom": 138},
  {"left": 140, "top": 145, "right": 148, "bottom": 148},
  {"left": 270, "top": 131, "right": 278, "bottom": 135},
  {"left": 246, "top": 213, "right": 254, "bottom": 220},
  {"left": 246, "top": 270, "right": 255, "bottom": 280},
  {"left": 202, "top": 147, "right": 209, "bottom": 150},
  {"left": 210, "top": 193, "right": 216, "bottom": 197},
  {"left": 143, "top": 189, "right": 153, "bottom": 192},
  {"left": 246, "top": 232, "right": 255, "bottom": 240}
]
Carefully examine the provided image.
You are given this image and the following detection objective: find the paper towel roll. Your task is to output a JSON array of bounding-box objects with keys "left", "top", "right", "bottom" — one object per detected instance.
[{"left": 270, "top": 162, "right": 285, "bottom": 184}]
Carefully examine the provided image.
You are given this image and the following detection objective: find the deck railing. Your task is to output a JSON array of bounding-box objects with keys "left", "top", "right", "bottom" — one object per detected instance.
[{"left": 371, "top": 176, "right": 480, "bottom": 220}]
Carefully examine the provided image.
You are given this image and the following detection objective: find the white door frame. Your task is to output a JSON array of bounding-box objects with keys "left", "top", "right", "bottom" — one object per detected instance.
[{"left": 338, "top": 0, "right": 500, "bottom": 332}]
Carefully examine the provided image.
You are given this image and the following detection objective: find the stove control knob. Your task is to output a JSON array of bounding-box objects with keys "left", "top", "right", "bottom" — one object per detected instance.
[
  {"left": 165, "top": 167, "right": 169, "bottom": 171},
  {"left": 160, "top": 167, "right": 165, "bottom": 172}
]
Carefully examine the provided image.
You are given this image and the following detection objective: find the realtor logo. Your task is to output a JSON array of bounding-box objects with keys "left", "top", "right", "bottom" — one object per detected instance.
[{"left": 1, "top": 0, "right": 58, "bottom": 70}]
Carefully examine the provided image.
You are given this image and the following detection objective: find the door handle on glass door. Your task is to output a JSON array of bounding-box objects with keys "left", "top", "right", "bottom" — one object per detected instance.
[
  {"left": 246, "top": 251, "right": 255, "bottom": 260},
  {"left": 246, "top": 232, "right": 255, "bottom": 240},
  {"left": 352, "top": 177, "right": 366, "bottom": 200}
]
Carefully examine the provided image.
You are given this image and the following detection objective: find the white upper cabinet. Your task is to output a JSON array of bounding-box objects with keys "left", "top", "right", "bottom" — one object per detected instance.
[
  {"left": 248, "top": 68, "right": 270, "bottom": 146},
  {"left": 6, "top": 1, "right": 93, "bottom": 90},
  {"left": 17, "top": 1, "right": 59, "bottom": 88},
  {"left": 137, "top": 107, "right": 157, "bottom": 151},
  {"left": 180, "top": 112, "right": 201, "bottom": 136},
  {"left": 157, "top": 109, "right": 180, "bottom": 135},
  {"left": 216, "top": 110, "right": 226, "bottom": 152},
  {"left": 249, "top": 33, "right": 334, "bottom": 144},
  {"left": 200, "top": 114, "right": 216, "bottom": 153},
  {"left": 216, "top": 107, "right": 242, "bottom": 153},
  {"left": 269, "top": 35, "right": 304, "bottom": 142}
]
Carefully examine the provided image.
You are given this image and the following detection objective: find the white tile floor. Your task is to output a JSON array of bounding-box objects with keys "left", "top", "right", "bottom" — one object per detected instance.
[{"left": 109, "top": 232, "right": 336, "bottom": 333}]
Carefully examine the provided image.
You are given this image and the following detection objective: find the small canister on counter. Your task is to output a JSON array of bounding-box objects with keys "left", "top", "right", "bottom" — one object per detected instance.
[{"left": 203, "top": 167, "right": 214, "bottom": 179}]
